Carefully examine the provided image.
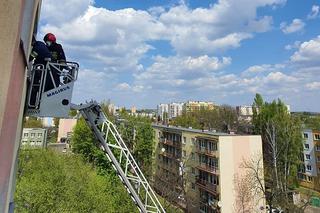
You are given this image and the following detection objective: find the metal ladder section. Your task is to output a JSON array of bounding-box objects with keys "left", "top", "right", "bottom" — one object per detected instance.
[{"left": 71, "top": 101, "right": 165, "bottom": 213}]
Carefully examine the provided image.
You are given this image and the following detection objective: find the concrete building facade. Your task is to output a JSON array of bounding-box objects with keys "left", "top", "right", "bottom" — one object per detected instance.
[
  {"left": 0, "top": 1, "right": 42, "bottom": 212},
  {"left": 299, "top": 129, "right": 320, "bottom": 192},
  {"left": 157, "top": 103, "right": 169, "bottom": 120},
  {"left": 21, "top": 128, "right": 47, "bottom": 148},
  {"left": 152, "top": 124, "right": 265, "bottom": 213},
  {"left": 183, "top": 101, "right": 215, "bottom": 113},
  {"left": 57, "top": 119, "right": 77, "bottom": 143},
  {"left": 236, "top": 105, "right": 254, "bottom": 121},
  {"left": 168, "top": 103, "right": 184, "bottom": 119}
]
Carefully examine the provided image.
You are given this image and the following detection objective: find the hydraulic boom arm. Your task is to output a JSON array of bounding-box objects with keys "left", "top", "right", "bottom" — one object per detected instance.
[{"left": 71, "top": 101, "right": 165, "bottom": 213}]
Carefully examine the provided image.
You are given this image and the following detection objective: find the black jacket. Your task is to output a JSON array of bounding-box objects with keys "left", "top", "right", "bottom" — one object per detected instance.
[{"left": 48, "top": 43, "right": 66, "bottom": 62}]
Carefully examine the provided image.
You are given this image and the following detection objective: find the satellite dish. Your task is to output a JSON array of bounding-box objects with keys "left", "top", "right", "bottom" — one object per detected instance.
[
  {"left": 217, "top": 201, "right": 222, "bottom": 208},
  {"left": 161, "top": 148, "right": 165, "bottom": 153}
]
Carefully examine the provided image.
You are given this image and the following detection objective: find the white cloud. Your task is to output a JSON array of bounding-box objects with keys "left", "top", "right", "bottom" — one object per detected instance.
[
  {"left": 40, "top": 0, "right": 94, "bottom": 25},
  {"left": 242, "top": 64, "right": 285, "bottom": 76},
  {"left": 41, "top": 0, "right": 312, "bottom": 109},
  {"left": 285, "top": 41, "right": 301, "bottom": 50},
  {"left": 306, "top": 82, "right": 320, "bottom": 90},
  {"left": 290, "top": 36, "right": 320, "bottom": 64},
  {"left": 280, "top": 19, "right": 305, "bottom": 34},
  {"left": 307, "top": 5, "right": 320, "bottom": 20},
  {"left": 116, "top": 83, "right": 131, "bottom": 91}
]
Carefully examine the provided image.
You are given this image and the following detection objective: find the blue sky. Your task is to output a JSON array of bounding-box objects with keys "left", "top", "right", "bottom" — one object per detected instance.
[{"left": 40, "top": 0, "right": 320, "bottom": 111}]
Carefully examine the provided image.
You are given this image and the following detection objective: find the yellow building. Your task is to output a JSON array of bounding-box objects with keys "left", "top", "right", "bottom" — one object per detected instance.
[
  {"left": 153, "top": 124, "right": 265, "bottom": 213},
  {"left": 183, "top": 101, "right": 216, "bottom": 113}
]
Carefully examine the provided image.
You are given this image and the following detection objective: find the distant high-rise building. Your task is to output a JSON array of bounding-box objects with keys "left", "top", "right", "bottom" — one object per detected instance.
[
  {"left": 236, "top": 105, "right": 254, "bottom": 121},
  {"left": 298, "top": 129, "right": 320, "bottom": 192},
  {"left": 168, "top": 102, "right": 184, "bottom": 119},
  {"left": 157, "top": 103, "right": 169, "bottom": 120},
  {"left": 21, "top": 128, "right": 47, "bottom": 148},
  {"left": 153, "top": 124, "right": 265, "bottom": 212},
  {"left": 131, "top": 106, "right": 137, "bottom": 114}
]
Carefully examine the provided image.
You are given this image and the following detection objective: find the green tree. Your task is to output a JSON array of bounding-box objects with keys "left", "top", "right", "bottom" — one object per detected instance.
[
  {"left": 15, "top": 149, "right": 137, "bottom": 212},
  {"left": 71, "top": 118, "right": 112, "bottom": 174},
  {"left": 23, "top": 117, "right": 42, "bottom": 128},
  {"left": 252, "top": 94, "right": 303, "bottom": 211}
]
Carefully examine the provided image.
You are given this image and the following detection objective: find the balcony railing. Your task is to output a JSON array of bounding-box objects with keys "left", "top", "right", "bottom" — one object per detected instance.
[
  {"left": 196, "top": 164, "right": 218, "bottom": 174},
  {"left": 199, "top": 200, "right": 218, "bottom": 213},
  {"left": 160, "top": 138, "right": 181, "bottom": 148},
  {"left": 196, "top": 147, "right": 217, "bottom": 157},
  {"left": 196, "top": 178, "right": 218, "bottom": 195},
  {"left": 159, "top": 151, "right": 181, "bottom": 160}
]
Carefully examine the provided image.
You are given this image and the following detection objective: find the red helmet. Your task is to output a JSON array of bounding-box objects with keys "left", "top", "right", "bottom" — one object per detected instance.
[{"left": 44, "top": 33, "right": 56, "bottom": 43}]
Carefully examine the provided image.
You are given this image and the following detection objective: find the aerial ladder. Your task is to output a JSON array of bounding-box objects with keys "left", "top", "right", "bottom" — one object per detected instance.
[{"left": 25, "top": 61, "right": 166, "bottom": 213}]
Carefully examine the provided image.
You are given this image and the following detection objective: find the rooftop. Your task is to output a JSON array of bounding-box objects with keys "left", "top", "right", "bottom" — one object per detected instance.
[{"left": 152, "top": 124, "right": 254, "bottom": 137}]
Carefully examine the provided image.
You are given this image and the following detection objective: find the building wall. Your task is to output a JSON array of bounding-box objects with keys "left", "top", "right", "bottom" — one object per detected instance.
[
  {"left": 57, "top": 119, "right": 77, "bottom": 142},
  {"left": 314, "top": 130, "right": 320, "bottom": 191},
  {"left": 299, "top": 130, "right": 320, "bottom": 192},
  {"left": 0, "top": 1, "right": 41, "bottom": 212},
  {"left": 153, "top": 125, "right": 265, "bottom": 213},
  {"left": 21, "top": 128, "right": 47, "bottom": 148},
  {"left": 219, "top": 136, "right": 265, "bottom": 213}
]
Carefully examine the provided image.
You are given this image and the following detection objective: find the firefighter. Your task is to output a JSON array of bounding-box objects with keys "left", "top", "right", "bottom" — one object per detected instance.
[
  {"left": 29, "top": 36, "right": 52, "bottom": 107},
  {"left": 43, "top": 33, "right": 66, "bottom": 90},
  {"left": 43, "top": 33, "right": 66, "bottom": 63}
]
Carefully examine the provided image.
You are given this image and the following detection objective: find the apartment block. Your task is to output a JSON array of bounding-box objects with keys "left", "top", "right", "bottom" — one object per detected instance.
[
  {"left": 21, "top": 128, "right": 47, "bottom": 148},
  {"left": 157, "top": 103, "right": 169, "bottom": 120},
  {"left": 184, "top": 101, "right": 215, "bottom": 113},
  {"left": 236, "top": 105, "right": 254, "bottom": 122},
  {"left": 299, "top": 129, "right": 320, "bottom": 192},
  {"left": 169, "top": 103, "right": 184, "bottom": 119},
  {"left": 152, "top": 124, "right": 265, "bottom": 213}
]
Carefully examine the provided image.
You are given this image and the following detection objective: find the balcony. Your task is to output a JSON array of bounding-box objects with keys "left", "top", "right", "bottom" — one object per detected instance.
[
  {"left": 160, "top": 138, "right": 181, "bottom": 148},
  {"left": 196, "top": 164, "right": 219, "bottom": 174},
  {"left": 159, "top": 150, "right": 181, "bottom": 160},
  {"left": 196, "top": 178, "right": 218, "bottom": 195},
  {"left": 199, "top": 200, "right": 218, "bottom": 213},
  {"left": 196, "top": 147, "right": 217, "bottom": 157}
]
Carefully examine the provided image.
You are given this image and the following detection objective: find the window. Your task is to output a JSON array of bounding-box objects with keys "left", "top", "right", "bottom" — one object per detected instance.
[
  {"left": 38, "top": 133, "right": 42, "bottom": 137},
  {"left": 31, "top": 133, "right": 36, "bottom": 137},
  {"left": 307, "top": 176, "right": 313, "bottom": 182},
  {"left": 191, "top": 152, "right": 195, "bottom": 160},
  {"left": 191, "top": 168, "right": 195, "bottom": 174},
  {"left": 317, "top": 156, "right": 320, "bottom": 162},
  {"left": 303, "top": 133, "right": 308, "bottom": 139},
  {"left": 307, "top": 165, "right": 312, "bottom": 171},
  {"left": 191, "top": 183, "right": 195, "bottom": 190},
  {"left": 315, "top": 134, "right": 320, "bottom": 140},
  {"left": 183, "top": 137, "right": 186, "bottom": 144},
  {"left": 183, "top": 150, "right": 186, "bottom": 157},
  {"left": 306, "top": 154, "right": 311, "bottom": 160},
  {"left": 304, "top": 144, "right": 309, "bottom": 149},
  {"left": 316, "top": 145, "right": 320, "bottom": 151},
  {"left": 23, "top": 133, "right": 28, "bottom": 137}
]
